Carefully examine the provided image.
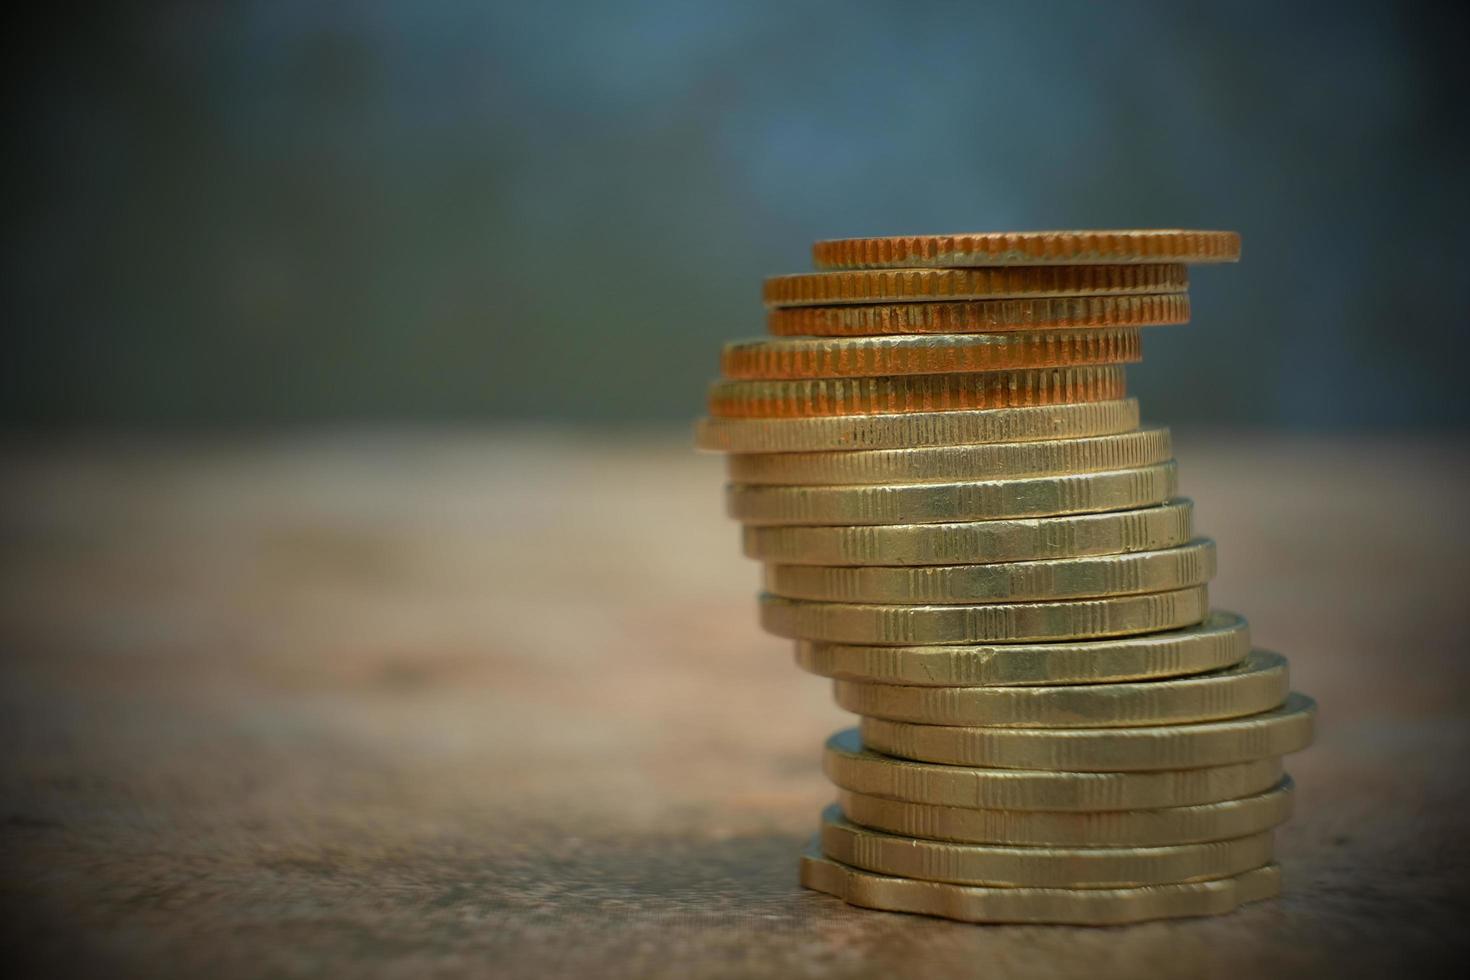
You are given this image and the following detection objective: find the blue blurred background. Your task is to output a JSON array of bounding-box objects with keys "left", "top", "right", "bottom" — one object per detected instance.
[{"left": 6, "top": 0, "right": 1468, "bottom": 429}]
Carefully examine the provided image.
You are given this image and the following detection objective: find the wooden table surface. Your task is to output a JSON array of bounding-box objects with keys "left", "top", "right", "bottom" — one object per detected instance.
[{"left": 2, "top": 430, "right": 1467, "bottom": 977}]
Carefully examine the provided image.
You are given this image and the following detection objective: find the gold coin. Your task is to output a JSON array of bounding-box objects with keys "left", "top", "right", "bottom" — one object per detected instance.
[
  {"left": 859, "top": 693, "right": 1317, "bottom": 771},
  {"left": 727, "top": 428, "right": 1170, "bottom": 486},
  {"left": 795, "top": 611, "right": 1249, "bottom": 687},
  {"left": 823, "top": 729, "right": 1285, "bottom": 810},
  {"left": 708, "top": 365, "right": 1127, "bottom": 418},
  {"left": 834, "top": 650, "right": 1285, "bottom": 728},
  {"left": 759, "top": 587, "right": 1208, "bottom": 645},
  {"left": 819, "top": 807, "right": 1273, "bottom": 888},
  {"left": 694, "top": 399, "right": 1140, "bottom": 454},
  {"left": 811, "top": 230, "right": 1241, "bottom": 270},
  {"left": 763, "top": 265, "right": 1188, "bottom": 307},
  {"left": 836, "top": 778, "right": 1294, "bottom": 847},
  {"left": 767, "top": 295, "right": 1189, "bottom": 337},
  {"left": 732, "top": 464, "right": 1177, "bottom": 527},
  {"left": 744, "top": 500, "right": 1193, "bottom": 565},
  {"left": 800, "top": 847, "right": 1280, "bottom": 925},
  {"left": 769, "top": 539, "right": 1212, "bottom": 602},
  {"left": 720, "top": 329, "right": 1141, "bottom": 380}
]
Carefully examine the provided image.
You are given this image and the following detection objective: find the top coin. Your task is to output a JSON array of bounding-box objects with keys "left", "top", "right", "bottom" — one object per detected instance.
[{"left": 811, "top": 230, "right": 1241, "bottom": 269}]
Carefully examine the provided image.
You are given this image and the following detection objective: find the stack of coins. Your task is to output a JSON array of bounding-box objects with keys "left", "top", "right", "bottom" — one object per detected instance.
[{"left": 695, "top": 230, "right": 1316, "bottom": 925}]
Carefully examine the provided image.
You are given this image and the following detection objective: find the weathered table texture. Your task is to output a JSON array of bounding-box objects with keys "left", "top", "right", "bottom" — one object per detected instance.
[{"left": 1, "top": 429, "right": 1467, "bottom": 978}]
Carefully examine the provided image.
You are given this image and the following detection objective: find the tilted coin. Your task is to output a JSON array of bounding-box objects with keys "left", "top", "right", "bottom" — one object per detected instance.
[
  {"left": 763, "top": 265, "right": 1188, "bottom": 307},
  {"left": 795, "top": 610, "right": 1249, "bottom": 687},
  {"left": 769, "top": 539, "right": 1213, "bottom": 602},
  {"left": 708, "top": 365, "right": 1126, "bottom": 418},
  {"left": 834, "top": 650, "right": 1286, "bottom": 728},
  {"left": 800, "top": 847, "right": 1280, "bottom": 925},
  {"left": 720, "top": 329, "right": 1140, "bottom": 380},
  {"left": 859, "top": 693, "right": 1317, "bottom": 771},
  {"left": 767, "top": 295, "right": 1189, "bottom": 337},
  {"left": 819, "top": 806, "right": 1273, "bottom": 888},
  {"left": 744, "top": 500, "right": 1193, "bottom": 566},
  {"left": 759, "top": 586, "right": 1208, "bottom": 645},
  {"left": 695, "top": 399, "right": 1140, "bottom": 454},
  {"left": 811, "top": 230, "right": 1241, "bottom": 270},
  {"left": 727, "top": 428, "right": 1170, "bottom": 486},
  {"left": 836, "top": 778, "right": 1294, "bottom": 847},
  {"left": 731, "top": 464, "right": 1177, "bottom": 527},
  {"left": 823, "top": 729, "right": 1285, "bottom": 811}
]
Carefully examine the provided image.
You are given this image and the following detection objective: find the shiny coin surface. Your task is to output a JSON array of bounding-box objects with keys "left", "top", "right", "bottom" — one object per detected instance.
[
  {"left": 708, "top": 366, "right": 1126, "bottom": 418},
  {"left": 694, "top": 400, "right": 1140, "bottom": 454},
  {"left": 836, "top": 778, "right": 1294, "bottom": 847},
  {"left": 833, "top": 650, "right": 1286, "bottom": 728},
  {"left": 769, "top": 539, "right": 1212, "bottom": 602},
  {"left": 767, "top": 295, "right": 1189, "bottom": 337},
  {"left": 730, "top": 464, "right": 1177, "bottom": 526},
  {"left": 795, "top": 611, "right": 1249, "bottom": 686},
  {"left": 744, "top": 501, "right": 1193, "bottom": 566},
  {"left": 819, "top": 806, "right": 1273, "bottom": 888},
  {"left": 811, "top": 230, "right": 1241, "bottom": 269},
  {"left": 720, "top": 329, "right": 1140, "bottom": 380},
  {"left": 823, "top": 729, "right": 1285, "bottom": 810},
  {"left": 800, "top": 847, "right": 1280, "bottom": 925},
  {"left": 763, "top": 265, "right": 1188, "bottom": 307},
  {"left": 727, "top": 429, "right": 1170, "bottom": 486},
  {"left": 759, "top": 587, "right": 1208, "bottom": 645},
  {"left": 859, "top": 693, "right": 1317, "bottom": 771}
]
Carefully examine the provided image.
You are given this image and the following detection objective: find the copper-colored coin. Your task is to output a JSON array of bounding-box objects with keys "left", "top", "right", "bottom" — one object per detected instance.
[
  {"left": 764, "top": 265, "right": 1189, "bottom": 307},
  {"left": 720, "top": 329, "right": 1141, "bottom": 380},
  {"left": 767, "top": 295, "right": 1189, "bottom": 337},
  {"left": 811, "top": 230, "right": 1240, "bottom": 269},
  {"left": 837, "top": 779, "right": 1294, "bottom": 848},
  {"left": 800, "top": 847, "right": 1280, "bottom": 925},
  {"left": 708, "top": 366, "right": 1127, "bottom": 419},
  {"left": 694, "top": 400, "right": 1140, "bottom": 454}
]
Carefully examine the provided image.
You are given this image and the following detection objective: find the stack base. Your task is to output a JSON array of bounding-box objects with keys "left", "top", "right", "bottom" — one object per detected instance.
[{"left": 800, "top": 845, "right": 1280, "bottom": 925}]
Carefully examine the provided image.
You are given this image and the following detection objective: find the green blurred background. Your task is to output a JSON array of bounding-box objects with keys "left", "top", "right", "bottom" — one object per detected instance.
[{"left": 5, "top": 0, "right": 1467, "bottom": 430}]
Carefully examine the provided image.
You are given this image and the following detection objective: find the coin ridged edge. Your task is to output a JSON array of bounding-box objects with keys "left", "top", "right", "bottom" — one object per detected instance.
[
  {"left": 732, "top": 463, "right": 1178, "bottom": 527},
  {"left": 759, "top": 586, "right": 1208, "bottom": 645},
  {"left": 727, "top": 427, "right": 1170, "bottom": 486},
  {"left": 794, "top": 609, "right": 1248, "bottom": 686},
  {"left": 831, "top": 650, "right": 1286, "bottom": 728},
  {"left": 820, "top": 807, "right": 1274, "bottom": 888},
  {"left": 767, "top": 295, "right": 1190, "bottom": 337},
  {"left": 799, "top": 847, "right": 1280, "bottom": 925},
  {"left": 858, "top": 693, "right": 1318, "bottom": 771},
  {"left": 763, "top": 265, "right": 1190, "bottom": 307},
  {"left": 811, "top": 231, "right": 1241, "bottom": 269},
  {"left": 696, "top": 400, "right": 1140, "bottom": 454},
  {"left": 823, "top": 729, "right": 1286, "bottom": 810},
  {"left": 708, "top": 365, "right": 1128, "bottom": 419},
  {"left": 743, "top": 500, "right": 1194, "bottom": 566},
  {"left": 720, "top": 329, "right": 1141, "bottom": 380},
  {"left": 768, "top": 536, "right": 1211, "bottom": 602},
  {"left": 835, "top": 777, "right": 1294, "bottom": 847}
]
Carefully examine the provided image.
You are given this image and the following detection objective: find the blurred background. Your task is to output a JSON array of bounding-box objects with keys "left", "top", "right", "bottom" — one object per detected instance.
[
  {"left": 4, "top": 0, "right": 1468, "bottom": 431},
  {"left": 4, "top": 3, "right": 1469, "bottom": 977}
]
